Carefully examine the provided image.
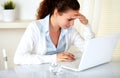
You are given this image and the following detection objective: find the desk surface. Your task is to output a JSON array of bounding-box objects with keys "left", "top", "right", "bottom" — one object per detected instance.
[{"left": 0, "top": 57, "right": 120, "bottom": 78}]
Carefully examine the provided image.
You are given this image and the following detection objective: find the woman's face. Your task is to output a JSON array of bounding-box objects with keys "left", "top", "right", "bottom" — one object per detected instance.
[{"left": 56, "top": 9, "right": 79, "bottom": 29}]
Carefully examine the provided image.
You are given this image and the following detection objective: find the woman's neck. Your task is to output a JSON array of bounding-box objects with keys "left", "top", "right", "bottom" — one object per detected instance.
[{"left": 50, "top": 15, "right": 60, "bottom": 32}]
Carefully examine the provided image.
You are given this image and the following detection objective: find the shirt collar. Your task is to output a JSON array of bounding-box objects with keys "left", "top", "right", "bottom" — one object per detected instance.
[
  {"left": 41, "top": 14, "right": 71, "bottom": 36},
  {"left": 60, "top": 28, "right": 68, "bottom": 37},
  {"left": 41, "top": 15, "right": 50, "bottom": 34}
]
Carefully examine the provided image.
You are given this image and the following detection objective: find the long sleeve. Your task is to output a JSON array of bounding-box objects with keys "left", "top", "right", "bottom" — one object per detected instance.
[
  {"left": 83, "top": 24, "right": 95, "bottom": 40},
  {"left": 72, "top": 24, "right": 95, "bottom": 53},
  {"left": 14, "top": 22, "right": 56, "bottom": 65}
]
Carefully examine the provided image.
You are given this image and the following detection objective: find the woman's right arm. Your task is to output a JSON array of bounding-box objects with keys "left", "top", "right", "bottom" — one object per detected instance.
[{"left": 14, "top": 22, "right": 56, "bottom": 65}]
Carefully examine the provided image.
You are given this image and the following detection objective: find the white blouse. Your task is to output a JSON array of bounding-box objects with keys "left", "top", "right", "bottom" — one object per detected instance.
[{"left": 14, "top": 15, "right": 95, "bottom": 65}]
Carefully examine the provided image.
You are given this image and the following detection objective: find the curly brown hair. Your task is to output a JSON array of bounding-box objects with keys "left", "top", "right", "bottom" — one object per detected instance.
[{"left": 36, "top": 0, "right": 80, "bottom": 20}]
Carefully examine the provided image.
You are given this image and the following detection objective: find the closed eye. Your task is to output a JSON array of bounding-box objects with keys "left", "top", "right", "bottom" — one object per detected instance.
[{"left": 67, "top": 18, "right": 74, "bottom": 21}]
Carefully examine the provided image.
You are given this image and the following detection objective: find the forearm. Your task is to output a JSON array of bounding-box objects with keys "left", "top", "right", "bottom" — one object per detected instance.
[
  {"left": 14, "top": 52, "right": 56, "bottom": 65},
  {"left": 83, "top": 24, "right": 95, "bottom": 40}
]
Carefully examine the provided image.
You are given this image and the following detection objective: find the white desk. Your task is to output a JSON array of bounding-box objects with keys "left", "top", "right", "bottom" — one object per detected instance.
[{"left": 0, "top": 57, "right": 120, "bottom": 78}]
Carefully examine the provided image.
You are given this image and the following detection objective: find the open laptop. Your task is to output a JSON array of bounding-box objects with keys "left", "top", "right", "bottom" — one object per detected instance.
[{"left": 58, "top": 33, "right": 120, "bottom": 71}]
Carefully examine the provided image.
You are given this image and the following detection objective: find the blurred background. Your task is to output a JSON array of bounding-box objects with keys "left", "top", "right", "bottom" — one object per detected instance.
[{"left": 0, "top": 0, "right": 120, "bottom": 70}]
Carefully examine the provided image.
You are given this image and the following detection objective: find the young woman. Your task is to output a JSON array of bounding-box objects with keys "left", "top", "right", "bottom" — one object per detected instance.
[{"left": 14, "top": 0, "right": 95, "bottom": 65}]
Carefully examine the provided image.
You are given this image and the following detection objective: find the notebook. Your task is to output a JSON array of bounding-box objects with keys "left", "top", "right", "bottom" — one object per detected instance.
[{"left": 58, "top": 33, "right": 120, "bottom": 71}]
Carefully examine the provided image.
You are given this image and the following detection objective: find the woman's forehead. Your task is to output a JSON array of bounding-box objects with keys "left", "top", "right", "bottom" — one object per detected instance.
[{"left": 62, "top": 10, "right": 79, "bottom": 17}]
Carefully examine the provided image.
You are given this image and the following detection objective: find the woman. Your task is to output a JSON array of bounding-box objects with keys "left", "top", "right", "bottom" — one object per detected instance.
[{"left": 14, "top": 0, "right": 95, "bottom": 65}]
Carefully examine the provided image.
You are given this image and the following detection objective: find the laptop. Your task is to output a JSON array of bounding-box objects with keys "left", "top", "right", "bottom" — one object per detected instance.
[{"left": 58, "top": 33, "right": 120, "bottom": 71}]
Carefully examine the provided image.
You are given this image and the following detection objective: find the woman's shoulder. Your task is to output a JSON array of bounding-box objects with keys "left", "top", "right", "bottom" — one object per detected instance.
[
  {"left": 28, "top": 19, "right": 43, "bottom": 27},
  {"left": 26, "top": 19, "right": 44, "bottom": 30},
  {"left": 23, "top": 20, "right": 43, "bottom": 35},
  {"left": 28, "top": 15, "right": 49, "bottom": 29}
]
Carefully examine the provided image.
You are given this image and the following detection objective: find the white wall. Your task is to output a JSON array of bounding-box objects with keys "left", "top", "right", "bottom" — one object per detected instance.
[
  {"left": 0, "top": 0, "right": 42, "bottom": 70},
  {"left": 97, "top": 0, "right": 120, "bottom": 57},
  {"left": 0, "top": 0, "right": 41, "bottom": 20},
  {"left": 0, "top": 29, "right": 25, "bottom": 70}
]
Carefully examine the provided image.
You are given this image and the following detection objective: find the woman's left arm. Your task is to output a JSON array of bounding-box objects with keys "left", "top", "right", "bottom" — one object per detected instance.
[
  {"left": 78, "top": 13, "right": 95, "bottom": 40},
  {"left": 71, "top": 13, "right": 95, "bottom": 53}
]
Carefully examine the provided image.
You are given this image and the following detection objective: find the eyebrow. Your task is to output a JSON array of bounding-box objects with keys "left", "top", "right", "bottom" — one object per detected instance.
[{"left": 68, "top": 18, "right": 75, "bottom": 20}]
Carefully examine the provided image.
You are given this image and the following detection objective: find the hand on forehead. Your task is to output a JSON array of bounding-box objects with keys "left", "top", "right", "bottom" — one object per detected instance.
[{"left": 73, "top": 12, "right": 84, "bottom": 19}]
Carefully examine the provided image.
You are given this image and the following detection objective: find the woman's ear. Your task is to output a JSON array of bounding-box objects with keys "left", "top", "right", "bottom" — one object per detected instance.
[
  {"left": 54, "top": 9, "right": 59, "bottom": 16},
  {"left": 54, "top": 9, "right": 62, "bottom": 16}
]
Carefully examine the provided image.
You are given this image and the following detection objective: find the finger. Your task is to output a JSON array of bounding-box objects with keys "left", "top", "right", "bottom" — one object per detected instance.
[
  {"left": 60, "top": 58, "right": 70, "bottom": 62},
  {"left": 76, "top": 13, "right": 84, "bottom": 17},
  {"left": 65, "top": 52, "right": 75, "bottom": 58},
  {"left": 74, "top": 12, "right": 82, "bottom": 16},
  {"left": 57, "top": 52, "right": 75, "bottom": 62},
  {"left": 60, "top": 58, "right": 75, "bottom": 62},
  {"left": 73, "top": 13, "right": 88, "bottom": 25},
  {"left": 75, "top": 15, "right": 86, "bottom": 20},
  {"left": 80, "top": 19, "right": 88, "bottom": 25},
  {"left": 62, "top": 54, "right": 75, "bottom": 61}
]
